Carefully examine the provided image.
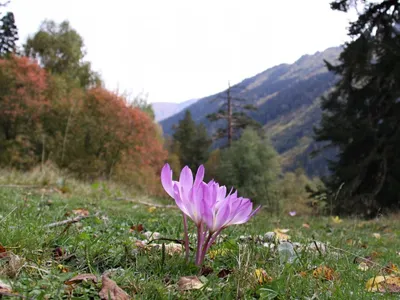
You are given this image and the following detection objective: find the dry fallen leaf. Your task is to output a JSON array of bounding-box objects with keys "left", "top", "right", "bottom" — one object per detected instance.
[
  {"left": 366, "top": 275, "right": 400, "bottom": 293},
  {"left": 254, "top": 268, "right": 272, "bottom": 284},
  {"left": 129, "top": 224, "right": 144, "bottom": 233},
  {"left": 372, "top": 233, "right": 381, "bottom": 239},
  {"left": 0, "top": 280, "right": 12, "bottom": 293},
  {"left": 177, "top": 276, "right": 204, "bottom": 291},
  {"left": 57, "top": 264, "right": 69, "bottom": 273},
  {"left": 298, "top": 271, "right": 308, "bottom": 278},
  {"left": 302, "top": 223, "right": 310, "bottom": 229},
  {"left": 208, "top": 248, "right": 230, "bottom": 259},
  {"left": 383, "top": 263, "right": 399, "bottom": 275},
  {"left": 217, "top": 268, "right": 233, "bottom": 279},
  {"left": 72, "top": 208, "right": 89, "bottom": 217},
  {"left": 147, "top": 206, "right": 156, "bottom": 213},
  {"left": 0, "top": 244, "right": 8, "bottom": 259},
  {"left": 65, "top": 273, "right": 98, "bottom": 285},
  {"left": 331, "top": 216, "right": 343, "bottom": 224},
  {"left": 273, "top": 228, "right": 291, "bottom": 241},
  {"left": 99, "top": 274, "right": 131, "bottom": 300},
  {"left": 200, "top": 266, "right": 214, "bottom": 276},
  {"left": 313, "top": 265, "right": 337, "bottom": 281}
]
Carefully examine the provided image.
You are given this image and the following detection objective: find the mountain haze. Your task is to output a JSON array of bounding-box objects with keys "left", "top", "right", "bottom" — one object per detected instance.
[
  {"left": 160, "top": 46, "right": 342, "bottom": 176},
  {"left": 152, "top": 98, "right": 198, "bottom": 121}
]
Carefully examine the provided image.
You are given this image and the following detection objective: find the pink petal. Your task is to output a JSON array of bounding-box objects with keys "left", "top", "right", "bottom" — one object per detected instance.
[
  {"left": 228, "top": 201, "right": 253, "bottom": 225},
  {"left": 194, "top": 165, "right": 205, "bottom": 188},
  {"left": 173, "top": 184, "right": 190, "bottom": 216},
  {"left": 179, "top": 166, "right": 194, "bottom": 192},
  {"left": 161, "top": 164, "right": 174, "bottom": 198},
  {"left": 213, "top": 200, "right": 232, "bottom": 231}
]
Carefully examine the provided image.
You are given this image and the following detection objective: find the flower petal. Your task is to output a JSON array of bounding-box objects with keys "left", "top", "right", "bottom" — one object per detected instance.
[
  {"left": 173, "top": 184, "right": 190, "bottom": 216},
  {"left": 161, "top": 163, "right": 174, "bottom": 198},
  {"left": 194, "top": 165, "right": 205, "bottom": 188},
  {"left": 179, "top": 166, "right": 194, "bottom": 192}
]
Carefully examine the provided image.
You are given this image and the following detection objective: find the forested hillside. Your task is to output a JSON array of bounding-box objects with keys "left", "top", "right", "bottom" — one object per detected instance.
[{"left": 160, "top": 47, "right": 341, "bottom": 176}]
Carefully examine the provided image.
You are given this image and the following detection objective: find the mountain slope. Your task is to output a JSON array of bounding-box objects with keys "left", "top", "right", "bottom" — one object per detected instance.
[
  {"left": 152, "top": 98, "right": 198, "bottom": 121},
  {"left": 160, "top": 46, "right": 342, "bottom": 176}
]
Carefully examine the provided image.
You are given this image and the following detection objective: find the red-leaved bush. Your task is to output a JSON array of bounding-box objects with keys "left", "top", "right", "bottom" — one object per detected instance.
[{"left": 0, "top": 56, "right": 167, "bottom": 194}]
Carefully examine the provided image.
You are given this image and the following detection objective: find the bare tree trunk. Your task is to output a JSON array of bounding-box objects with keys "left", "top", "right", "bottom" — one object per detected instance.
[{"left": 227, "top": 81, "right": 232, "bottom": 147}]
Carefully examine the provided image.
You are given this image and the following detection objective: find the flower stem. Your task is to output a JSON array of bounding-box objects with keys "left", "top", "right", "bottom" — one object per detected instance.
[
  {"left": 198, "top": 228, "right": 224, "bottom": 265},
  {"left": 195, "top": 223, "right": 204, "bottom": 265},
  {"left": 182, "top": 213, "right": 190, "bottom": 263},
  {"left": 204, "top": 228, "right": 223, "bottom": 255},
  {"left": 198, "top": 232, "right": 213, "bottom": 266}
]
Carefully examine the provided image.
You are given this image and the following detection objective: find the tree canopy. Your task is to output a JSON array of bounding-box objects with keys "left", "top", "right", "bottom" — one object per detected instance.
[{"left": 314, "top": 0, "right": 400, "bottom": 215}]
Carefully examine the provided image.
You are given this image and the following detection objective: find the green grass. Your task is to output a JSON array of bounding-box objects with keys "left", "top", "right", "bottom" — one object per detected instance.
[{"left": 0, "top": 180, "right": 399, "bottom": 299}]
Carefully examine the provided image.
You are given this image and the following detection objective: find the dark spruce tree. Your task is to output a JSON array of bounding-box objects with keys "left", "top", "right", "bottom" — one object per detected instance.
[
  {"left": 0, "top": 1, "right": 18, "bottom": 57},
  {"left": 172, "top": 110, "right": 212, "bottom": 170},
  {"left": 314, "top": 0, "right": 400, "bottom": 216},
  {"left": 207, "top": 82, "right": 260, "bottom": 147}
]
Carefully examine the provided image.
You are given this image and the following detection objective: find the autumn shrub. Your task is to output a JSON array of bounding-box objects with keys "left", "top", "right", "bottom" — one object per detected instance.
[
  {"left": 0, "top": 55, "right": 49, "bottom": 168},
  {"left": 0, "top": 56, "right": 167, "bottom": 195}
]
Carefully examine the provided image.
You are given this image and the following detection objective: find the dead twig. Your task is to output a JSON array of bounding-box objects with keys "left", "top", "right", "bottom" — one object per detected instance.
[
  {"left": 114, "top": 197, "right": 177, "bottom": 209},
  {"left": 0, "top": 184, "right": 42, "bottom": 189},
  {"left": 45, "top": 215, "right": 91, "bottom": 228}
]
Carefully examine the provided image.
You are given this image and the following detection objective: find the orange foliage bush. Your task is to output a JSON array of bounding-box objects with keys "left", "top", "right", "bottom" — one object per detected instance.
[
  {"left": 0, "top": 55, "right": 48, "bottom": 167},
  {"left": 0, "top": 56, "right": 167, "bottom": 195}
]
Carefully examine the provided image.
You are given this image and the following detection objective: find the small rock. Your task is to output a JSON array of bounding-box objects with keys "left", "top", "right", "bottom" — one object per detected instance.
[
  {"left": 262, "top": 242, "right": 275, "bottom": 249},
  {"left": 143, "top": 231, "right": 161, "bottom": 240},
  {"left": 264, "top": 232, "right": 276, "bottom": 242},
  {"left": 307, "top": 241, "right": 327, "bottom": 254}
]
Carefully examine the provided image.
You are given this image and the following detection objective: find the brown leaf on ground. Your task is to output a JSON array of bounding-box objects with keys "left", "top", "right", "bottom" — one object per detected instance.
[
  {"left": 129, "top": 224, "right": 144, "bottom": 233},
  {"left": 0, "top": 244, "right": 8, "bottom": 259},
  {"left": 99, "top": 274, "right": 131, "bottom": 300},
  {"left": 273, "top": 229, "right": 290, "bottom": 241},
  {"left": 200, "top": 266, "right": 213, "bottom": 276},
  {"left": 313, "top": 265, "right": 338, "bottom": 281},
  {"left": 53, "top": 246, "right": 64, "bottom": 260},
  {"left": 383, "top": 263, "right": 399, "bottom": 275},
  {"left": 177, "top": 276, "right": 204, "bottom": 291},
  {"left": 254, "top": 268, "right": 273, "bottom": 284},
  {"left": 0, "top": 279, "right": 12, "bottom": 293},
  {"left": 298, "top": 271, "right": 308, "bottom": 278},
  {"left": 72, "top": 208, "right": 89, "bottom": 217},
  {"left": 217, "top": 268, "right": 233, "bottom": 279},
  {"left": 366, "top": 275, "right": 400, "bottom": 293},
  {"left": 302, "top": 223, "right": 310, "bottom": 229},
  {"left": 65, "top": 273, "right": 98, "bottom": 285}
]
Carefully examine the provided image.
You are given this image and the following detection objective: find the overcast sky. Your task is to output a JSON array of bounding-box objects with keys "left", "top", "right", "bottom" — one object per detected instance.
[{"left": 9, "top": 0, "right": 356, "bottom": 103}]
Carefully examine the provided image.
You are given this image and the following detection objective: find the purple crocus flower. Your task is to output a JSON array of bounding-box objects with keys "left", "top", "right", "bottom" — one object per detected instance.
[
  {"left": 198, "top": 181, "right": 260, "bottom": 263},
  {"left": 160, "top": 163, "right": 261, "bottom": 266},
  {"left": 161, "top": 163, "right": 205, "bottom": 261},
  {"left": 161, "top": 163, "right": 205, "bottom": 225}
]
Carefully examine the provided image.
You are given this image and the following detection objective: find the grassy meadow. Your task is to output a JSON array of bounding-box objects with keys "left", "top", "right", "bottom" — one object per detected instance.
[{"left": 0, "top": 168, "right": 399, "bottom": 299}]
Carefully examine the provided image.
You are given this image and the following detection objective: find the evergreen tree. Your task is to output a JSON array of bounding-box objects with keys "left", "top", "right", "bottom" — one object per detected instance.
[
  {"left": 172, "top": 110, "right": 212, "bottom": 170},
  {"left": 0, "top": 1, "right": 18, "bottom": 57},
  {"left": 217, "top": 128, "right": 281, "bottom": 211},
  {"left": 314, "top": 0, "right": 400, "bottom": 215},
  {"left": 207, "top": 82, "right": 260, "bottom": 147}
]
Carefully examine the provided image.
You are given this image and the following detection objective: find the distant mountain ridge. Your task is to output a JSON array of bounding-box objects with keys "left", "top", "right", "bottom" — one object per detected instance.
[
  {"left": 152, "top": 98, "right": 198, "bottom": 121},
  {"left": 160, "top": 46, "right": 342, "bottom": 176}
]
